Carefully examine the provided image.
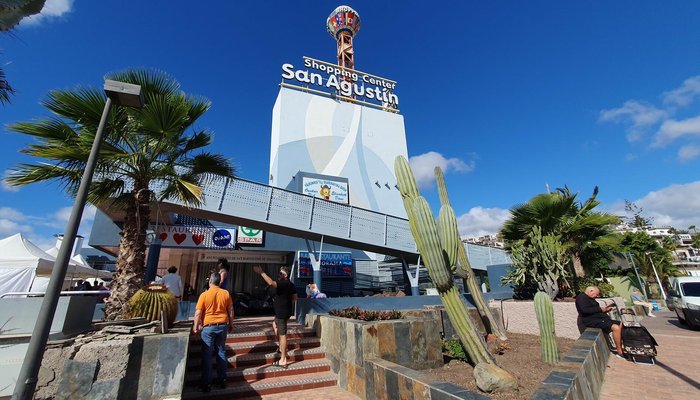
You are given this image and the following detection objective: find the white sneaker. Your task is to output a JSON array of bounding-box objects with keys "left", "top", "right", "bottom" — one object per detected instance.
[{"left": 649, "top": 314, "right": 657, "bottom": 317}]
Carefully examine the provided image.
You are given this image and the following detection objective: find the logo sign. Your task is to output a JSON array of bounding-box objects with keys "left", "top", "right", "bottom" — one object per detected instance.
[
  {"left": 302, "top": 177, "right": 349, "bottom": 204},
  {"left": 281, "top": 57, "right": 398, "bottom": 109},
  {"left": 298, "top": 251, "right": 353, "bottom": 278},
  {"left": 155, "top": 225, "right": 236, "bottom": 249},
  {"left": 212, "top": 229, "right": 234, "bottom": 247},
  {"left": 237, "top": 227, "right": 264, "bottom": 245}
]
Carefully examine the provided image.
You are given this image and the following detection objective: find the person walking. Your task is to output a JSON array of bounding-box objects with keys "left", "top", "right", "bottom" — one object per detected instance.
[
  {"left": 218, "top": 258, "right": 230, "bottom": 292},
  {"left": 253, "top": 265, "right": 297, "bottom": 368},
  {"left": 162, "top": 266, "right": 184, "bottom": 317},
  {"left": 193, "top": 272, "right": 234, "bottom": 392}
]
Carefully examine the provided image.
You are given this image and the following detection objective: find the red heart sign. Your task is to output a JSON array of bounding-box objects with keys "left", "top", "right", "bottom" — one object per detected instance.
[
  {"left": 159, "top": 233, "right": 168, "bottom": 242},
  {"left": 192, "top": 234, "right": 204, "bottom": 245},
  {"left": 173, "top": 233, "right": 186, "bottom": 244}
]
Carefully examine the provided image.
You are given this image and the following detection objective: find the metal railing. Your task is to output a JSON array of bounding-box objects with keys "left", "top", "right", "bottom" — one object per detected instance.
[{"left": 0, "top": 291, "right": 108, "bottom": 298}]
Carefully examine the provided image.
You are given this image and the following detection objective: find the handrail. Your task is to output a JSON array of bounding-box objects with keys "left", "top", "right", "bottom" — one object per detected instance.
[{"left": 0, "top": 291, "right": 108, "bottom": 298}]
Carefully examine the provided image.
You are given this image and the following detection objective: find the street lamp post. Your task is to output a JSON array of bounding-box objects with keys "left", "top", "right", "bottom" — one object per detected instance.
[
  {"left": 13, "top": 80, "right": 143, "bottom": 400},
  {"left": 626, "top": 252, "right": 648, "bottom": 299},
  {"left": 647, "top": 253, "right": 667, "bottom": 301}
]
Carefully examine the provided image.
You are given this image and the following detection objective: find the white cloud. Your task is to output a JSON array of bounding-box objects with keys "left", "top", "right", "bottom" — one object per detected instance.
[
  {"left": 678, "top": 145, "right": 700, "bottom": 162},
  {"left": 0, "top": 204, "right": 94, "bottom": 251},
  {"left": 630, "top": 181, "right": 700, "bottom": 230},
  {"left": 408, "top": 151, "right": 474, "bottom": 190},
  {"left": 599, "top": 100, "right": 668, "bottom": 129},
  {"left": 663, "top": 76, "right": 700, "bottom": 107},
  {"left": 2, "top": 171, "right": 20, "bottom": 192},
  {"left": 653, "top": 115, "right": 700, "bottom": 147},
  {"left": 456, "top": 206, "right": 511, "bottom": 237},
  {"left": 52, "top": 204, "right": 96, "bottom": 226},
  {"left": 21, "top": 0, "right": 74, "bottom": 26}
]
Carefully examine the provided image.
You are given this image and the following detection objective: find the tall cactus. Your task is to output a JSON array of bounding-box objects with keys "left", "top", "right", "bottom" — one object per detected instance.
[
  {"left": 435, "top": 167, "right": 508, "bottom": 341},
  {"left": 395, "top": 156, "right": 516, "bottom": 391},
  {"left": 534, "top": 291, "right": 559, "bottom": 365}
]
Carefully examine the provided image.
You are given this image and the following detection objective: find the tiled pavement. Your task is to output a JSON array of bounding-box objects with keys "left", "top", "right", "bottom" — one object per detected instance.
[
  {"left": 600, "top": 311, "right": 700, "bottom": 399},
  {"left": 248, "top": 386, "right": 361, "bottom": 399}
]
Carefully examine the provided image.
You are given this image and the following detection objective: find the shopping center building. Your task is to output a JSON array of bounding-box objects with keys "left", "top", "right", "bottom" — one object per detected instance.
[{"left": 88, "top": 6, "right": 511, "bottom": 299}]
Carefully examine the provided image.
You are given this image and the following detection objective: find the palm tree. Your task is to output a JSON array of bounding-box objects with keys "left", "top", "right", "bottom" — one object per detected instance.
[
  {"left": 0, "top": 66, "right": 14, "bottom": 104},
  {"left": 6, "top": 69, "right": 234, "bottom": 319},
  {"left": 1, "top": 0, "right": 48, "bottom": 104},
  {"left": 500, "top": 186, "right": 620, "bottom": 278}
]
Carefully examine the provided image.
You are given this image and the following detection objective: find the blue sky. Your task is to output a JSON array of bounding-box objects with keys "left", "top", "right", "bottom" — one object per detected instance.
[{"left": 2, "top": 1, "right": 700, "bottom": 250}]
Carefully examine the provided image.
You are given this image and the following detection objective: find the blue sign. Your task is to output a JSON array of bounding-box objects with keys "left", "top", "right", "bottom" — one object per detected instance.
[
  {"left": 298, "top": 252, "right": 353, "bottom": 278},
  {"left": 212, "top": 229, "right": 233, "bottom": 247}
]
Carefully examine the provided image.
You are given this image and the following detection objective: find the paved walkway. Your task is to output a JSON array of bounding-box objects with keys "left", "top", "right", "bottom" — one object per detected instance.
[{"left": 600, "top": 311, "right": 700, "bottom": 399}]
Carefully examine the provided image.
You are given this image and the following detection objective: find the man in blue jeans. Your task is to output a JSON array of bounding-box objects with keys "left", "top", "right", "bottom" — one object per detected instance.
[{"left": 194, "top": 272, "right": 234, "bottom": 392}]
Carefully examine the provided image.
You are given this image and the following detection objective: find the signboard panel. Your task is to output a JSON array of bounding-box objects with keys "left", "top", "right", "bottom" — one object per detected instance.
[
  {"left": 298, "top": 251, "right": 353, "bottom": 278},
  {"left": 198, "top": 252, "right": 287, "bottom": 264},
  {"left": 302, "top": 177, "right": 349, "bottom": 204},
  {"left": 156, "top": 225, "right": 236, "bottom": 249},
  {"left": 237, "top": 227, "right": 264, "bottom": 245},
  {"left": 281, "top": 57, "right": 399, "bottom": 109}
]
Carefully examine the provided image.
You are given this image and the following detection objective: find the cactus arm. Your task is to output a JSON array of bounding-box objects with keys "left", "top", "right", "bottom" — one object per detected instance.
[{"left": 534, "top": 291, "right": 559, "bottom": 364}]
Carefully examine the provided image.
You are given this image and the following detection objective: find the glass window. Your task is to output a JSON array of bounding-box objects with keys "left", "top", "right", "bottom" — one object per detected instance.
[{"left": 681, "top": 282, "right": 700, "bottom": 297}]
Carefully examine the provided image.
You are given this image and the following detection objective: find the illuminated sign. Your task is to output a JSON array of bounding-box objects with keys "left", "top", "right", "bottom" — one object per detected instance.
[
  {"left": 298, "top": 251, "right": 353, "bottom": 278},
  {"left": 281, "top": 57, "right": 398, "bottom": 109},
  {"left": 302, "top": 177, "right": 349, "bottom": 203}
]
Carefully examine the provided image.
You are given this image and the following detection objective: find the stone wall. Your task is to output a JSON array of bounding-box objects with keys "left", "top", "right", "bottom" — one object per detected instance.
[
  {"left": 364, "top": 357, "right": 488, "bottom": 400},
  {"left": 500, "top": 301, "right": 580, "bottom": 339},
  {"left": 532, "top": 328, "right": 610, "bottom": 400},
  {"left": 35, "top": 325, "right": 190, "bottom": 400},
  {"left": 307, "top": 309, "right": 487, "bottom": 399}
]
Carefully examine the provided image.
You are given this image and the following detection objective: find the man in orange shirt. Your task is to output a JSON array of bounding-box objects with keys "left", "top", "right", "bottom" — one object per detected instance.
[{"left": 194, "top": 272, "right": 234, "bottom": 392}]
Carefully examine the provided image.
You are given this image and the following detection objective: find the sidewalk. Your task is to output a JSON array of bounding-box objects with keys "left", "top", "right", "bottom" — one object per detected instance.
[{"left": 600, "top": 311, "right": 700, "bottom": 399}]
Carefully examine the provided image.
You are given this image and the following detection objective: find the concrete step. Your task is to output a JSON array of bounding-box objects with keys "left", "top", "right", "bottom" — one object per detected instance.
[
  {"left": 188, "top": 336, "right": 322, "bottom": 357},
  {"left": 189, "top": 326, "right": 317, "bottom": 345},
  {"left": 187, "top": 345, "right": 327, "bottom": 369},
  {"left": 181, "top": 370, "right": 338, "bottom": 399},
  {"left": 185, "top": 358, "right": 332, "bottom": 384}
]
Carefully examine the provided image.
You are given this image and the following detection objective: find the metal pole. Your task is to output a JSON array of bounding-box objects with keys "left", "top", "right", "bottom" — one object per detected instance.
[
  {"left": 13, "top": 97, "right": 112, "bottom": 400},
  {"left": 626, "top": 252, "right": 648, "bottom": 299},
  {"left": 314, "top": 235, "right": 324, "bottom": 292},
  {"left": 647, "top": 253, "right": 667, "bottom": 300}
]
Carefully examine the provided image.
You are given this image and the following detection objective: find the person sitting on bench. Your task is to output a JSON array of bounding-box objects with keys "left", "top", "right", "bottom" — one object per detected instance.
[
  {"left": 576, "top": 286, "right": 625, "bottom": 358},
  {"left": 630, "top": 288, "right": 656, "bottom": 317}
]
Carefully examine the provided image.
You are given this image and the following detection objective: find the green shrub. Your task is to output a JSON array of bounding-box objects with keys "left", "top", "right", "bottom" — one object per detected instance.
[
  {"left": 576, "top": 277, "right": 618, "bottom": 298},
  {"left": 442, "top": 339, "right": 468, "bottom": 361},
  {"left": 328, "top": 306, "right": 404, "bottom": 321}
]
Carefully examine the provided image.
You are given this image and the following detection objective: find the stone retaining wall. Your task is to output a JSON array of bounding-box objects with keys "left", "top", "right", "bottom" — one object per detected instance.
[
  {"left": 500, "top": 301, "right": 580, "bottom": 339},
  {"left": 35, "top": 325, "right": 191, "bottom": 400},
  {"left": 531, "top": 328, "right": 610, "bottom": 400},
  {"left": 364, "top": 357, "right": 488, "bottom": 400},
  {"left": 308, "top": 309, "right": 488, "bottom": 399}
]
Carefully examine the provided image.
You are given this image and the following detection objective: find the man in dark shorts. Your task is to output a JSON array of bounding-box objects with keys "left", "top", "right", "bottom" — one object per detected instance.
[
  {"left": 575, "top": 286, "right": 624, "bottom": 358},
  {"left": 253, "top": 265, "right": 297, "bottom": 368}
]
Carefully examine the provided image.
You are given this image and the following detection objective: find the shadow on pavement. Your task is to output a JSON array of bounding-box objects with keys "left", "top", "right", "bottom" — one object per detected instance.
[{"left": 655, "top": 360, "right": 700, "bottom": 390}]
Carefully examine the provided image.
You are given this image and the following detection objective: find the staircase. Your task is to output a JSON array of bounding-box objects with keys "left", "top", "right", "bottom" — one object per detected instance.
[{"left": 182, "top": 316, "right": 337, "bottom": 399}]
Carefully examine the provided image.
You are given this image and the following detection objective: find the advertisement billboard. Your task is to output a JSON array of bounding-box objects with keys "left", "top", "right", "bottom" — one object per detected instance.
[
  {"left": 297, "top": 251, "right": 353, "bottom": 278},
  {"left": 302, "top": 177, "right": 349, "bottom": 203}
]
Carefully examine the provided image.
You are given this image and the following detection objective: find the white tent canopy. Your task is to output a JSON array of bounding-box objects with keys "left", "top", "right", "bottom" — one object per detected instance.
[{"left": 0, "top": 233, "right": 111, "bottom": 296}]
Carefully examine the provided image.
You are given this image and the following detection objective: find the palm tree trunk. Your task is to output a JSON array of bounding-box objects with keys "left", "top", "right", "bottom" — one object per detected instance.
[
  {"left": 572, "top": 253, "right": 585, "bottom": 278},
  {"left": 104, "top": 188, "right": 151, "bottom": 320}
]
